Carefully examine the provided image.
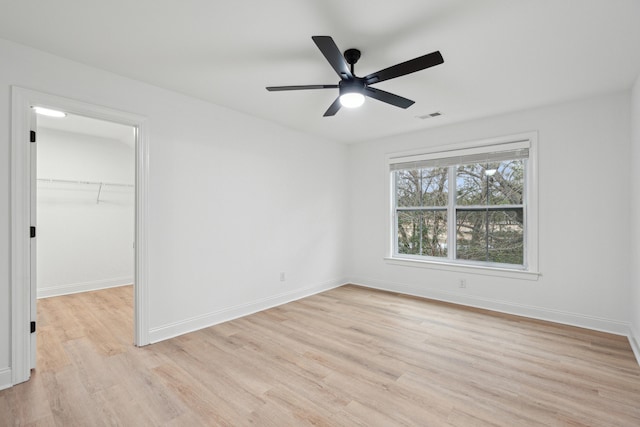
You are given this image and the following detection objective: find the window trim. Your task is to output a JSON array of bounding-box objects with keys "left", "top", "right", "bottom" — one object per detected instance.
[{"left": 385, "top": 132, "right": 539, "bottom": 277}]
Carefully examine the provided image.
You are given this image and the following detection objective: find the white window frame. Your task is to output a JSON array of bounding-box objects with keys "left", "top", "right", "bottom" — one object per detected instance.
[{"left": 385, "top": 132, "right": 539, "bottom": 280}]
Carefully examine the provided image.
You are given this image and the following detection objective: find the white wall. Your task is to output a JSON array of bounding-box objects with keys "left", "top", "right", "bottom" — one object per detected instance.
[
  {"left": 0, "top": 38, "right": 348, "bottom": 387},
  {"left": 37, "top": 128, "right": 134, "bottom": 297},
  {"left": 631, "top": 74, "right": 640, "bottom": 360},
  {"left": 347, "top": 92, "right": 632, "bottom": 334}
]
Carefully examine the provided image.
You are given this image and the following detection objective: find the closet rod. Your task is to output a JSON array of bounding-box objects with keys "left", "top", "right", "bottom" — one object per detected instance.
[{"left": 37, "top": 178, "right": 134, "bottom": 188}]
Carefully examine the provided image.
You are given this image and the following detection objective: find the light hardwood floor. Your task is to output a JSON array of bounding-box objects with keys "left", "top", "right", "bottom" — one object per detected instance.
[{"left": 1, "top": 285, "right": 639, "bottom": 426}]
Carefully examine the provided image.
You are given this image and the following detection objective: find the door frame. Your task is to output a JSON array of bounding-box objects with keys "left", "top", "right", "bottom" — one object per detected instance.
[{"left": 10, "top": 86, "right": 150, "bottom": 386}]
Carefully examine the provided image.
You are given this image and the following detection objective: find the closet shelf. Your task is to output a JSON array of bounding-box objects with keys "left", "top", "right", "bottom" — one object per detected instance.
[{"left": 37, "top": 178, "right": 134, "bottom": 204}]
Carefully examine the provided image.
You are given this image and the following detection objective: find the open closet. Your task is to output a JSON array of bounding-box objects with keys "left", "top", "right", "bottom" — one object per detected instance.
[{"left": 36, "top": 113, "right": 135, "bottom": 298}]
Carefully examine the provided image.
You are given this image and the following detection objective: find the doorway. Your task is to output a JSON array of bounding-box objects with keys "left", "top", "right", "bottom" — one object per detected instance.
[
  {"left": 36, "top": 113, "right": 135, "bottom": 299},
  {"left": 10, "top": 87, "right": 149, "bottom": 386}
]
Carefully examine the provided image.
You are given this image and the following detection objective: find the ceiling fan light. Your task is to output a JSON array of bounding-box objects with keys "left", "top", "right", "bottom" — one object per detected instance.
[{"left": 339, "top": 92, "right": 365, "bottom": 108}]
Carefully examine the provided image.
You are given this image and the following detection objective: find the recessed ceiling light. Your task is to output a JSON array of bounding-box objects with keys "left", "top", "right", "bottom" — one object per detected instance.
[{"left": 32, "top": 107, "right": 67, "bottom": 118}]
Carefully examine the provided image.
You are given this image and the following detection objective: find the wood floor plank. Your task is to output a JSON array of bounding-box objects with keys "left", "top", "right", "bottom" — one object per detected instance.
[
  {"left": 152, "top": 362, "right": 243, "bottom": 426},
  {"left": 90, "top": 383, "right": 154, "bottom": 427},
  {"left": 1, "top": 284, "right": 639, "bottom": 426},
  {"left": 104, "top": 351, "right": 186, "bottom": 424}
]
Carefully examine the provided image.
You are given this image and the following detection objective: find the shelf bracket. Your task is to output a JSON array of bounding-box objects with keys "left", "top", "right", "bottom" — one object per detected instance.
[{"left": 96, "top": 182, "right": 103, "bottom": 204}]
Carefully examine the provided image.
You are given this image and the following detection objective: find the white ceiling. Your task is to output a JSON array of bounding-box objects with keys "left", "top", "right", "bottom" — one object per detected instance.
[{"left": 2, "top": 0, "right": 640, "bottom": 144}]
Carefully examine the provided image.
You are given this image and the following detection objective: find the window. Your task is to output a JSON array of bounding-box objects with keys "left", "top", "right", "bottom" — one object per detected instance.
[{"left": 389, "top": 134, "right": 537, "bottom": 272}]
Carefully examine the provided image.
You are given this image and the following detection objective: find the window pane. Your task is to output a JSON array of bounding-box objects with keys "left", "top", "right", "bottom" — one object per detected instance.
[
  {"left": 396, "top": 170, "right": 422, "bottom": 207},
  {"left": 456, "top": 209, "right": 523, "bottom": 265},
  {"left": 398, "top": 210, "right": 421, "bottom": 255},
  {"left": 397, "top": 210, "right": 447, "bottom": 257},
  {"left": 396, "top": 168, "right": 447, "bottom": 208},
  {"left": 456, "top": 159, "right": 525, "bottom": 206},
  {"left": 422, "top": 168, "right": 448, "bottom": 206}
]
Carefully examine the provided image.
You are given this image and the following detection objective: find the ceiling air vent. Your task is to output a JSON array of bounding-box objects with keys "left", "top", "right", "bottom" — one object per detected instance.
[{"left": 416, "top": 111, "right": 443, "bottom": 119}]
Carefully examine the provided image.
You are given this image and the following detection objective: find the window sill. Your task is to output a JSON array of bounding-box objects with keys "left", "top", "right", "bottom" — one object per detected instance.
[{"left": 384, "top": 257, "right": 540, "bottom": 281}]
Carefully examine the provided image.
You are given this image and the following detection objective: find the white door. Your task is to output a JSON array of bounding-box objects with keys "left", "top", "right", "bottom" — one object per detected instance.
[{"left": 29, "top": 109, "right": 37, "bottom": 369}]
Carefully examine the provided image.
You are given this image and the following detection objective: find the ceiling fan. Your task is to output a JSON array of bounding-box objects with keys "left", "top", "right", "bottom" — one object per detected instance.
[{"left": 266, "top": 36, "right": 444, "bottom": 117}]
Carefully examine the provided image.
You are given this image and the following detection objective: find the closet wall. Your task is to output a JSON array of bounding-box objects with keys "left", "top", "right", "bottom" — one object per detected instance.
[{"left": 37, "top": 124, "right": 135, "bottom": 298}]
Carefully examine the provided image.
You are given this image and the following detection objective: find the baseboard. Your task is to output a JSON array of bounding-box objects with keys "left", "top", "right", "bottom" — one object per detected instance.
[
  {"left": 0, "top": 368, "right": 12, "bottom": 391},
  {"left": 349, "top": 276, "right": 631, "bottom": 336},
  {"left": 630, "top": 325, "right": 640, "bottom": 366},
  {"left": 37, "top": 276, "right": 133, "bottom": 299},
  {"left": 149, "top": 278, "right": 347, "bottom": 343}
]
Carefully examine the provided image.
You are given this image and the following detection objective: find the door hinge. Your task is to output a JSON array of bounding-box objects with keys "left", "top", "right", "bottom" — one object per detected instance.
[
  {"left": 30, "top": 226, "right": 36, "bottom": 238},
  {"left": 30, "top": 130, "right": 36, "bottom": 143},
  {"left": 30, "top": 321, "right": 36, "bottom": 333}
]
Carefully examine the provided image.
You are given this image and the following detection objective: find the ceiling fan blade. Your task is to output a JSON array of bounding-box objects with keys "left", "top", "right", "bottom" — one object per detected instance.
[
  {"left": 364, "top": 51, "right": 443, "bottom": 85},
  {"left": 266, "top": 85, "right": 338, "bottom": 91},
  {"left": 312, "top": 36, "right": 353, "bottom": 80},
  {"left": 364, "top": 87, "right": 415, "bottom": 109},
  {"left": 323, "top": 97, "right": 342, "bottom": 117}
]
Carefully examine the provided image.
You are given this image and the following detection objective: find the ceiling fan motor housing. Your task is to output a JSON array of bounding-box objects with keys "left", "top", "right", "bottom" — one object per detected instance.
[{"left": 339, "top": 78, "right": 365, "bottom": 96}]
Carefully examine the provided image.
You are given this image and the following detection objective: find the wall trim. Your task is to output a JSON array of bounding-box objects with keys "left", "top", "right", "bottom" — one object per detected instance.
[
  {"left": 149, "top": 279, "right": 346, "bottom": 343},
  {"left": 37, "top": 277, "right": 133, "bottom": 299},
  {"left": 0, "top": 368, "right": 12, "bottom": 391},
  {"left": 349, "top": 276, "right": 631, "bottom": 336}
]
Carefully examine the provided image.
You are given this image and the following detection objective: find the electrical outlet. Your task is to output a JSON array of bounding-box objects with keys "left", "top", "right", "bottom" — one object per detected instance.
[
  {"left": 459, "top": 279, "right": 467, "bottom": 288},
  {"left": 280, "top": 272, "right": 286, "bottom": 282}
]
